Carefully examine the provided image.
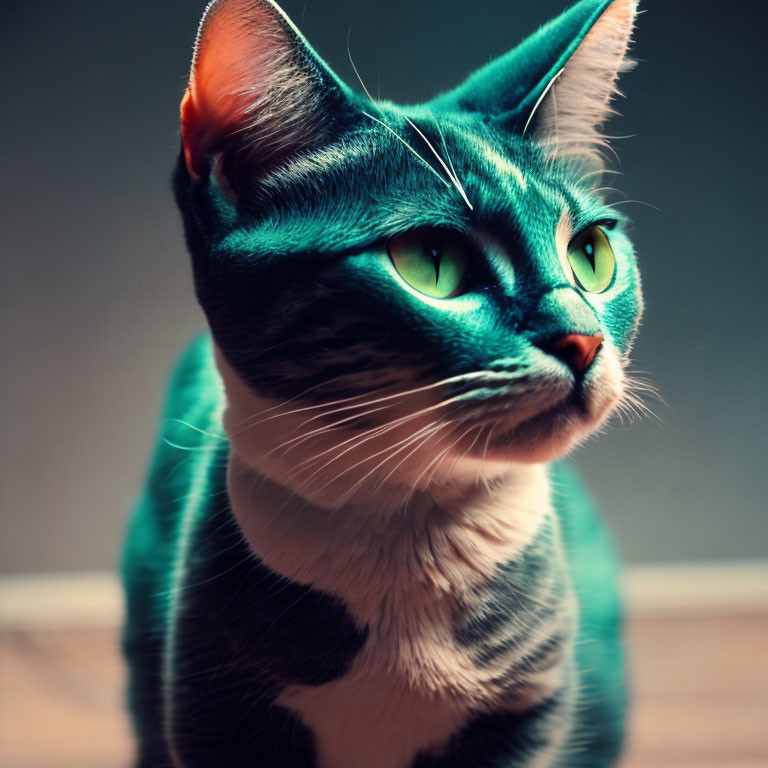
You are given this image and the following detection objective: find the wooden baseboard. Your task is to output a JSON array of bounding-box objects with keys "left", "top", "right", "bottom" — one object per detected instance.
[
  {"left": 0, "top": 572, "right": 123, "bottom": 629},
  {"left": 1, "top": 561, "right": 766, "bottom": 630}
]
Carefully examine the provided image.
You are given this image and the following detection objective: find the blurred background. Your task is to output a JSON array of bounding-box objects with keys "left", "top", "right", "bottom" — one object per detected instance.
[
  {"left": 1, "top": 0, "right": 766, "bottom": 573},
  {"left": 1, "top": 2, "right": 766, "bottom": 767}
]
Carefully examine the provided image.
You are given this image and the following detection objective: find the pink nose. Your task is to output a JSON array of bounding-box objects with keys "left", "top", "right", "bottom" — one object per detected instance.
[{"left": 552, "top": 332, "right": 604, "bottom": 374}]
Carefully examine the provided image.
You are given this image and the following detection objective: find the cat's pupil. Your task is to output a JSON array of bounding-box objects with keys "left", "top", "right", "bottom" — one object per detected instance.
[
  {"left": 428, "top": 246, "right": 442, "bottom": 282},
  {"left": 584, "top": 240, "right": 596, "bottom": 270}
]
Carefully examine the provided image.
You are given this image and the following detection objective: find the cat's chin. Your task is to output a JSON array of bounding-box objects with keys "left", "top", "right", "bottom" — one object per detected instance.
[
  {"left": 487, "top": 402, "right": 609, "bottom": 464},
  {"left": 474, "top": 355, "right": 624, "bottom": 465}
]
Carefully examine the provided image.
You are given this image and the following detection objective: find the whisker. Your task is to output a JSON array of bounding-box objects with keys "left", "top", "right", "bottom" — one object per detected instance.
[
  {"left": 226, "top": 371, "right": 380, "bottom": 432},
  {"left": 277, "top": 371, "right": 499, "bottom": 432},
  {"left": 373, "top": 422, "right": 453, "bottom": 490},
  {"left": 624, "top": 371, "right": 665, "bottom": 399},
  {"left": 261, "top": 403, "right": 394, "bottom": 461},
  {"left": 291, "top": 416, "right": 444, "bottom": 490},
  {"left": 523, "top": 66, "right": 564, "bottom": 136},
  {"left": 622, "top": 372, "right": 667, "bottom": 425},
  {"left": 480, "top": 422, "right": 497, "bottom": 491},
  {"left": 161, "top": 438, "right": 218, "bottom": 453},
  {"left": 347, "top": 28, "right": 463, "bottom": 202},
  {"left": 166, "top": 419, "right": 227, "bottom": 441},
  {"left": 264, "top": 371, "right": 519, "bottom": 468},
  {"left": 401, "top": 422, "right": 471, "bottom": 509},
  {"left": 282, "top": 394, "right": 464, "bottom": 479},
  {"left": 444, "top": 423, "right": 485, "bottom": 477},
  {"left": 576, "top": 168, "right": 622, "bottom": 184},
  {"left": 347, "top": 28, "right": 381, "bottom": 109},
  {"left": 362, "top": 111, "right": 453, "bottom": 192},
  {"left": 401, "top": 114, "right": 474, "bottom": 210},
  {"left": 604, "top": 199, "right": 663, "bottom": 214},
  {"left": 624, "top": 392, "right": 664, "bottom": 423},
  {"left": 231, "top": 370, "right": 489, "bottom": 436},
  {"left": 331, "top": 422, "right": 449, "bottom": 504},
  {"left": 433, "top": 118, "right": 460, "bottom": 185}
]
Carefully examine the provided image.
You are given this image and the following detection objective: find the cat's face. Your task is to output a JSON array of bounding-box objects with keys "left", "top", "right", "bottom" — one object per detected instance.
[{"left": 177, "top": 0, "right": 642, "bottom": 504}]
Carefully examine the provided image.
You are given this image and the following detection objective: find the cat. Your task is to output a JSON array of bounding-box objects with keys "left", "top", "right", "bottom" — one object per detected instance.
[{"left": 122, "top": 0, "right": 643, "bottom": 766}]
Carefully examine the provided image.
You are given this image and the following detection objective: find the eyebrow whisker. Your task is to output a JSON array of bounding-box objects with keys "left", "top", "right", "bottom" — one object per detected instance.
[
  {"left": 361, "top": 112, "right": 453, "bottom": 192},
  {"left": 347, "top": 30, "right": 456, "bottom": 196},
  {"left": 523, "top": 66, "right": 564, "bottom": 136},
  {"left": 432, "top": 117, "right": 474, "bottom": 213},
  {"left": 403, "top": 115, "right": 474, "bottom": 211},
  {"left": 347, "top": 28, "right": 383, "bottom": 111},
  {"left": 347, "top": 30, "right": 472, "bottom": 211}
]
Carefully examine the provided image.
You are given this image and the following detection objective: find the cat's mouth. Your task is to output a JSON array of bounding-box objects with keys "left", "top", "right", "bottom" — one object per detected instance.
[
  {"left": 455, "top": 379, "right": 590, "bottom": 422},
  {"left": 451, "top": 358, "right": 623, "bottom": 463}
]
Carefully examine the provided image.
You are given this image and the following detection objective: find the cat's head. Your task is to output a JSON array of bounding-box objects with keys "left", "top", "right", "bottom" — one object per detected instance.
[{"left": 176, "top": 0, "right": 643, "bottom": 507}]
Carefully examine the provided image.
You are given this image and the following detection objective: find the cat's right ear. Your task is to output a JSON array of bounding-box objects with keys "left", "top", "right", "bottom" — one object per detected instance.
[
  {"left": 181, "top": 0, "right": 353, "bottom": 191},
  {"left": 429, "top": 0, "right": 637, "bottom": 170}
]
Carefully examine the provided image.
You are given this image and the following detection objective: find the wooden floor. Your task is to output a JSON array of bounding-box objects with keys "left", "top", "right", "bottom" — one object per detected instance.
[{"left": 1, "top": 611, "right": 766, "bottom": 768}]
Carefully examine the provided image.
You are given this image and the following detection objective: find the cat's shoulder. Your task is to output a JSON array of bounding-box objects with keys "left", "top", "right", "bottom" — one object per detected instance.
[
  {"left": 548, "top": 463, "right": 626, "bottom": 767},
  {"left": 164, "top": 332, "right": 221, "bottom": 417},
  {"left": 125, "top": 333, "right": 224, "bottom": 557},
  {"left": 549, "top": 461, "right": 622, "bottom": 609}
]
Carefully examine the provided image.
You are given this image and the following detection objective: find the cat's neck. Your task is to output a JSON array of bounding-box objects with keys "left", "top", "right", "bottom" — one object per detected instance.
[{"left": 227, "top": 450, "right": 553, "bottom": 610}]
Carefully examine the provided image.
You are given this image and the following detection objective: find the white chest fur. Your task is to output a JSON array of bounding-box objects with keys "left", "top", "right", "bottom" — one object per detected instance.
[{"left": 227, "top": 454, "right": 564, "bottom": 768}]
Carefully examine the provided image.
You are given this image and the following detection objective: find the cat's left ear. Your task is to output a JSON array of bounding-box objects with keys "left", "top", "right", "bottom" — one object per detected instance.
[
  {"left": 180, "top": 0, "right": 355, "bottom": 191},
  {"left": 431, "top": 0, "right": 638, "bottom": 169}
]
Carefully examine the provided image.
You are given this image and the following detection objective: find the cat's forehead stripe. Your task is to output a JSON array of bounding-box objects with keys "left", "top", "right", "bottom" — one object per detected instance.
[
  {"left": 480, "top": 146, "right": 527, "bottom": 192},
  {"left": 454, "top": 126, "right": 531, "bottom": 192},
  {"left": 259, "top": 140, "right": 375, "bottom": 191}
]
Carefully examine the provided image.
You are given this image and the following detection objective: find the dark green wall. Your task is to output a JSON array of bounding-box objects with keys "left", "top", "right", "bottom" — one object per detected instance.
[{"left": 1, "top": 1, "right": 766, "bottom": 572}]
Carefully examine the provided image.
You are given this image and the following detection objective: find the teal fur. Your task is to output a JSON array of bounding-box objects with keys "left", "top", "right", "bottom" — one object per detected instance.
[{"left": 124, "top": 0, "right": 640, "bottom": 765}]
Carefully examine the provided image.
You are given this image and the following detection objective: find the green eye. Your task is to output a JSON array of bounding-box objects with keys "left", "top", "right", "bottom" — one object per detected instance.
[
  {"left": 567, "top": 225, "right": 616, "bottom": 293},
  {"left": 389, "top": 230, "right": 470, "bottom": 299}
]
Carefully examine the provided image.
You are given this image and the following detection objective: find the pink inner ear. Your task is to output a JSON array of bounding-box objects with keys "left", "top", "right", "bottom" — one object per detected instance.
[
  {"left": 534, "top": 0, "right": 637, "bottom": 169},
  {"left": 180, "top": 0, "right": 296, "bottom": 180},
  {"left": 181, "top": 89, "right": 204, "bottom": 180}
]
